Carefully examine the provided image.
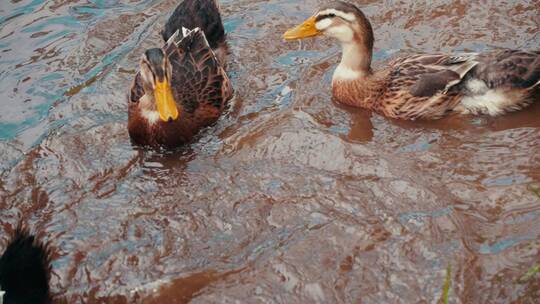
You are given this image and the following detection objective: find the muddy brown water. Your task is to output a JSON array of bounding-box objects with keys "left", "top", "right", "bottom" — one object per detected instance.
[{"left": 1, "top": 0, "right": 540, "bottom": 303}]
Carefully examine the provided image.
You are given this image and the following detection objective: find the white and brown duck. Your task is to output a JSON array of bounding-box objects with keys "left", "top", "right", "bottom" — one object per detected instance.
[
  {"left": 283, "top": 1, "right": 539, "bottom": 120},
  {"left": 128, "top": 0, "right": 233, "bottom": 147}
]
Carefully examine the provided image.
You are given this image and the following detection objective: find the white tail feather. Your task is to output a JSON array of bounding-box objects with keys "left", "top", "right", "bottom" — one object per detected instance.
[{"left": 166, "top": 29, "right": 180, "bottom": 46}]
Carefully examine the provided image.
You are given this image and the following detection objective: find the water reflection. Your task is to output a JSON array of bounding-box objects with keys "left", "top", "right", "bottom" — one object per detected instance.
[{"left": 0, "top": 0, "right": 539, "bottom": 303}]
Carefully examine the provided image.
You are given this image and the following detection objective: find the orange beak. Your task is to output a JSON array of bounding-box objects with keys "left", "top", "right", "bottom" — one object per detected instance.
[
  {"left": 283, "top": 16, "right": 321, "bottom": 40},
  {"left": 154, "top": 80, "right": 179, "bottom": 122}
]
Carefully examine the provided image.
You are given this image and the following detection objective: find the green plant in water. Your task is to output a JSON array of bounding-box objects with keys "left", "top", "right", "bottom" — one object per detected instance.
[
  {"left": 529, "top": 242, "right": 540, "bottom": 250},
  {"left": 528, "top": 185, "right": 540, "bottom": 198},
  {"left": 518, "top": 264, "right": 540, "bottom": 284},
  {"left": 439, "top": 262, "right": 451, "bottom": 304}
]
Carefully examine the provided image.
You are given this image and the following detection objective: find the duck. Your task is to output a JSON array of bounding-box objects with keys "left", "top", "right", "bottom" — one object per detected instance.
[
  {"left": 0, "top": 226, "right": 52, "bottom": 304},
  {"left": 283, "top": 1, "right": 540, "bottom": 120},
  {"left": 128, "top": 0, "right": 233, "bottom": 147}
]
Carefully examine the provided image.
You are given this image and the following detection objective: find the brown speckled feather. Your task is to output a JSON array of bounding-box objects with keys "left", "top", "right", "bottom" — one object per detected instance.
[
  {"left": 166, "top": 28, "right": 232, "bottom": 113},
  {"left": 129, "top": 72, "right": 144, "bottom": 104},
  {"left": 128, "top": 3, "right": 232, "bottom": 147},
  {"left": 334, "top": 50, "right": 539, "bottom": 120},
  {"left": 334, "top": 54, "right": 472, "bottom": 119},
  {"left": 288, "top": 1, "right": 539, "bottom": 120},
  {"left": 469, "top": 49, "right": 540, "bottom": 89}
]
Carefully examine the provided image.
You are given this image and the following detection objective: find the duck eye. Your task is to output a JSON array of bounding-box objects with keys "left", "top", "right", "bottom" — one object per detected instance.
[{"left": 316, "top": 13, "right": 336, "bottom": 22}]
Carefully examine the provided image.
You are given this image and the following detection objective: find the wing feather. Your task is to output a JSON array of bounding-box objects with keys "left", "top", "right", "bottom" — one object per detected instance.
[
  {"left": 162, "top": 0, "right": 225, "bottom": 49},
  {"left": 167, "top": 28, "right": 230, "bottom": 114},
  {"left": 390, "top": 53, "right": 478, "bottom": 97},
  {"left": 471, "top": 49, "right": 540, "bottom": 89}
]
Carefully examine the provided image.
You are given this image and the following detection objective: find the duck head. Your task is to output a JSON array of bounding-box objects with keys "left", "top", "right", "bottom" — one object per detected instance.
[
  {"left": 139, "top": 48, "right": 179, "bottom": 123},
  {"left": 283, "top": 1, "right": 374, "bottom": 77}
]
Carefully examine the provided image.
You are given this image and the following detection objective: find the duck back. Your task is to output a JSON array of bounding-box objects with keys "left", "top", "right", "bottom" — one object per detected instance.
[{"left": 162, "top": 0, "right": 225, "bottom": 49}]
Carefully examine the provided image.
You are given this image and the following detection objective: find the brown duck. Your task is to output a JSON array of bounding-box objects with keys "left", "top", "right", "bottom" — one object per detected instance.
[
  {"left": 128, "top": 0, "right": 233, "bottom": 147},
  {"left": 283, "top": 1, "right": 539, "bottom": 120}
]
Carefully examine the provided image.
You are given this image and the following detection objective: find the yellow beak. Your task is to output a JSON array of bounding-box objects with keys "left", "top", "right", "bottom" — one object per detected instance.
[
  {"left": 283, "top": 16, "right": 321, "bottom": 40},
  {"left": 154, "top": 80, "right": 179, "bottom": 122}
]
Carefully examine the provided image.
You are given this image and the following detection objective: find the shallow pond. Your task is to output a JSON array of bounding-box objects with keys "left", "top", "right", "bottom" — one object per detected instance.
[{"left": 0, "top": 0, "right": 539, "bottom": 303}]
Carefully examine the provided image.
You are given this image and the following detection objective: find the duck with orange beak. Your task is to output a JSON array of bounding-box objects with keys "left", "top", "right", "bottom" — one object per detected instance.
[
  {"left": 128, "top": 0, "right": 233, "bottom": 147},
  {"left": 283, "top": 1, "right": 539, "bottom": 120}
]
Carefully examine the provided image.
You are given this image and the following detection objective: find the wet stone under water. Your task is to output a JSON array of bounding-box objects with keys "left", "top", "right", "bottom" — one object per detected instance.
[{"left": 0, "top": 0, "right": 539, "bottom": 303}]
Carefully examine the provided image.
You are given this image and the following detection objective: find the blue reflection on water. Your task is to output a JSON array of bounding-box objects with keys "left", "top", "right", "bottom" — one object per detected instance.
[
  {"left": 479, "top": 236, "right": 532, "bottom": 255},
  {"left": 0, "top": 0, "right": 155, "bottom": 142},
  {"left": 398, "top": 206, "right": 454, "bottom": 224}
]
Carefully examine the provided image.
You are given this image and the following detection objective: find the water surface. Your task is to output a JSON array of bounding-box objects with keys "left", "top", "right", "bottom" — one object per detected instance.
[{"left": 0, "top": 0, "right": 539, "bottom": 303}]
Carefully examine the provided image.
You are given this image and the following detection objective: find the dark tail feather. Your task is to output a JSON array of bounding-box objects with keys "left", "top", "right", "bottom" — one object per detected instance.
[
  {"left": 524, "top": 55, "right": 540, "bottom": 88},
  {"left": 0, "top": 227, "right": 51, "bottom": 304},
  {"left": 161, "top": 0, "right": 225, "bottom": 50},
  {"left": 474, "top": 49, "right": 540, "bottom": 89}
]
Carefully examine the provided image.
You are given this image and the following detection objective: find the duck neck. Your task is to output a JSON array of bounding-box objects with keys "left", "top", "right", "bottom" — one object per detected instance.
[
  {"left": 331, "top": 38, "right": 384, "bottom": 109},
  {"left": 333, "top": 39, "right": 373, "bottom": 82}
]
